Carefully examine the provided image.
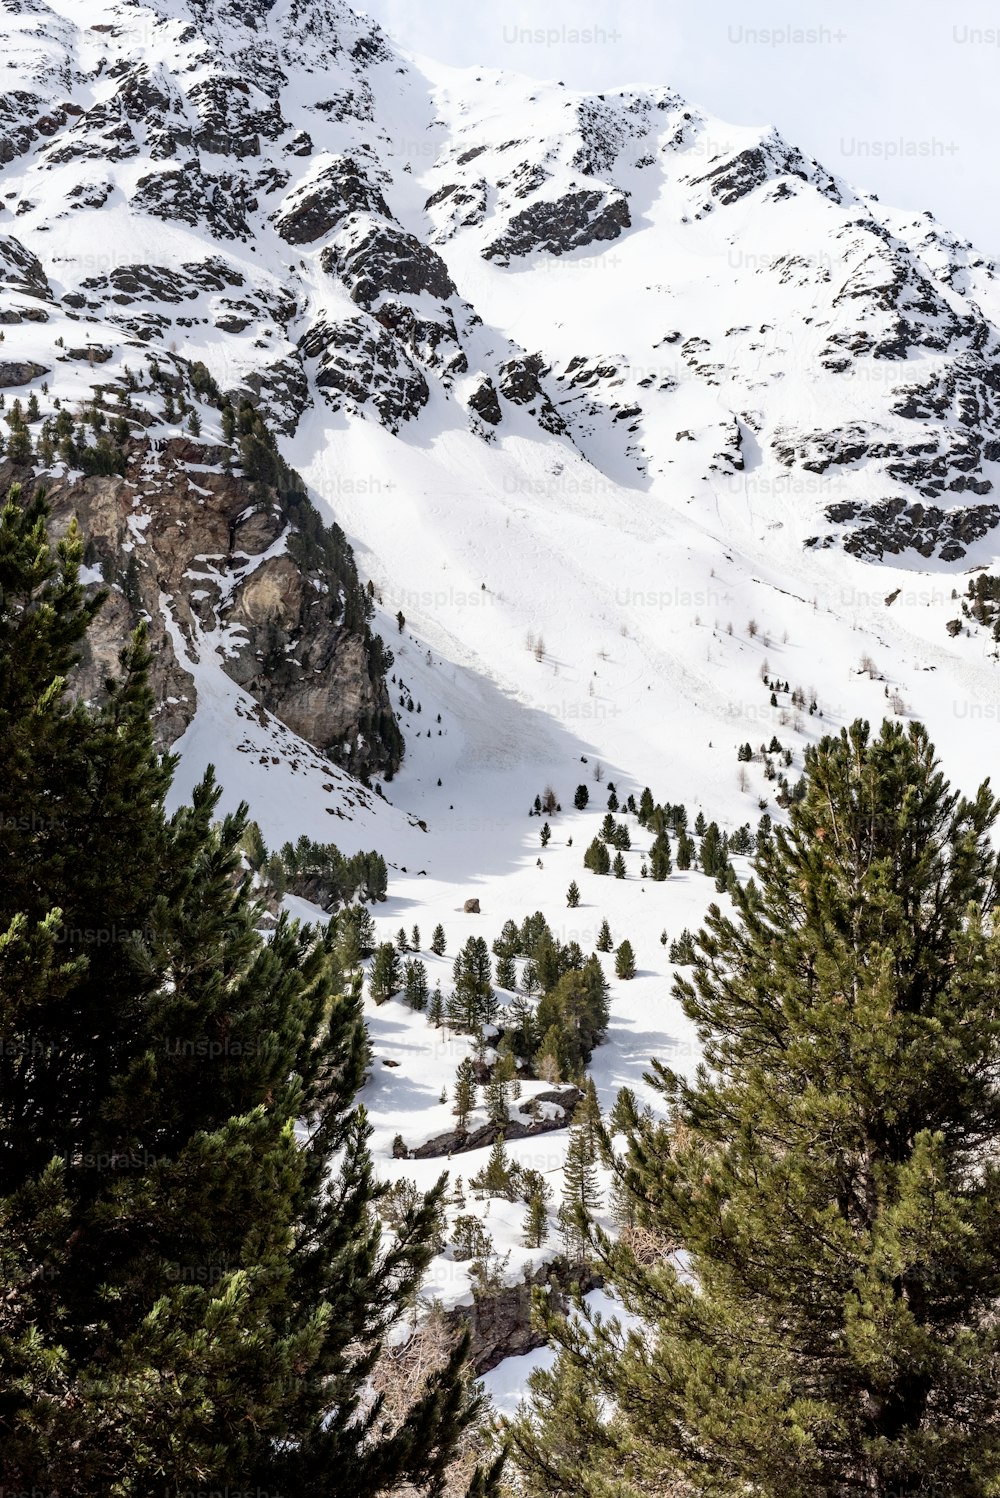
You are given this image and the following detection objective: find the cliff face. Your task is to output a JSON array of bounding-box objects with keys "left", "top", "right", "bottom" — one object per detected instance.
[{"left": 2, "top": 421, "right": 401, "bottom": 779}]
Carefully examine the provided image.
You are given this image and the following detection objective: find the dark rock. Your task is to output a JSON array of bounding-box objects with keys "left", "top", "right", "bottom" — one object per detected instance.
[
  {"left": 66, "top": 345, "right": 113, "bottom": 363},
  {"left": 273, "top": 157, "right": 390, "bottom": 244},
  {"left": 299, "top": 315, "right": 429, "bottom": 432},
  {"left": 469, "top": 378, "right": 502, "bottom": 425},
  {"left": 498, "top": 354, "right": 566, "bottom": 434},
  {"left": 484, "top": 188, "right": 630, "bottom": 263},
  {"left": 0, "top": 359, "right": 49, "bottom": 386},
  {"left": 444, "top": 1257, "right": 603, "bottom": 1374}
]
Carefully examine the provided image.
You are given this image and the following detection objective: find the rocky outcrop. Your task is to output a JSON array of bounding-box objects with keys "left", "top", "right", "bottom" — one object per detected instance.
[
  {"left": 273, "top": 157, "right": 390, "bottom": 244},
  {"left": 483, "top": 188, "right": 630, "bottom": 263},
  {"left": 445, "top": 1257, "right": 603, "bottom": 1374},
  {"left": 300, "top": 315, "right": 430, "bottom": 431},
  {"left": 3, "top": 423, "right": 401, "bottom": 777},
  {"left": 497, "top": 355, "right": 566, "bottom": 434},
  {"left": 806, "top": 498, "right": 1000, "bottom": 562},
  {"left": 406, "top": 1087, "right": 582, "bottom": 1159},
  {"left": 0, "top": 359, "right": 48, "bottom": 386}
]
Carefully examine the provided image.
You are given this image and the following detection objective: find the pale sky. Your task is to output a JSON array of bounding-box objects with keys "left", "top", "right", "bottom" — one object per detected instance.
[{"left": 360, "top": 0, "right": 1000, "bottom": 257}]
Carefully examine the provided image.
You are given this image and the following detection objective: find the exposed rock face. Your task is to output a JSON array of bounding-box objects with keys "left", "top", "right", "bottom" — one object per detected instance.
[
  {"left": 483, "top": 188, "right": 630, "bottom": 264},
  {"left": 299, "top": 315, "right": 430, "bottom": 431},
  {"left": 3, "top": 429, "right": 401, "bottom": 777},
  {"left": 463, "top": 897, "right": 481, "bottom": 913},
  {"left": 468, "top": 378, "right": 502, "bottom": 426},
  {"left": 498, "top": 355, "right": 566, "bottom": 434},
  {"left": 273, "top": 157, "right": 390, "bottom": 244},
  {"left": 445, "top": 1258, "right": 603, "bottom": 1374},
  {"left": 807, "top": 498, "right": 1000, "bottom": 562}
]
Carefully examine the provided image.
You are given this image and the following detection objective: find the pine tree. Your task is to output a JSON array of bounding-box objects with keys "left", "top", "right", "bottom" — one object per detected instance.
[
  {"left": 596, "top": 918, "right": 612, "bottom": 953},
  {"left": 430, "top": 922, "right": 447, "bottom": 956},
  {"left": 403, "top": 957, "right": 429, "bottom": 1010},
  {"left": 523, "top": 1177, "right": 550, "bottom": 1249},
  {"left": 485, "top": 1053, "right": 515, "bottom": 1128},
  {"left": 614, "top": 939, "right": 636, "bottom": 979},
  {"left": 540, "top": 821, "right": 551, "bottom": 848},
  {"left": 566, "top": 880, "right": 580, "bottom": 908},
  {"left": 649, "top": 829, "right": 672, "bottom": 881},
  {"left": 0, "top": 485, "right": 493, "bottom": 1496},
  {"left": 515, "top": 718, "right": 1000, "bottom": 1497},
  {"left": 583, "top": 837, "right": 611, "bottom": 876},
  {"left": 453, "top": 1058, "right": 478, "bottom": 1133},
  {"left": 612, "top": 852, "right": 626, "bottom": 879},
  {"left": 573, "top": 784, "right": 589, "bottom": 810},
  {"left": 495, "top": 952, "right": 517, "bottom": 991},
  {"left": 506, "top": 995, "right": 538, "bottom": 1062},
  {"left": 411, "top": 923, "right": 421, "bottom": 950},
  {"left": 370, "top": 940, "right": 402, "bottom": 1002},
  {"left": 451, "top": 936, "right": 496, "bottom": 1033},
  {"left": 428, "top": 982, "right": 445, "bottom": 1028},
  {"left": 472, "top": 1133, "right": 519, "bottom": 1201},
  {"left": 7, "top": 424, "right": 31, "bottom": 464},
  {"left": 397, "top": 925, "right": 410, "bottom": 951},
  {"left": 557, "top": 1106, "right": 602, "bottom": 1261},
  {"left": 535, "top": 1025, "right": 564, "bottom": 1084}
]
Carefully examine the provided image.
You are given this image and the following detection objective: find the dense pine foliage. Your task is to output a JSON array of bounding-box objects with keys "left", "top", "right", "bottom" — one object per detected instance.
[
  {"left": 513, "top": 719, "right": 1000, "bottom": 1498},
  {"left": 0, "top": 486, "right": 495, "bottom": 1495}
]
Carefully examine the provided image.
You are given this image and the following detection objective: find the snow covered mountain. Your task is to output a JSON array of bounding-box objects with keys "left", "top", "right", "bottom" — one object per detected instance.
[{"left": 4, "top": 0, "right": 1000, "bottom": 1398}]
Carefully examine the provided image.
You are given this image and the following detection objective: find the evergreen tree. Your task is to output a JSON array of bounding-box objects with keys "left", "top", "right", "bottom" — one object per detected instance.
[
  {"left": 495, "top": 952, "right": 517, "bottom": 991},
  {"left": 428, "top": 983, "right": 445, "bottom": 1028},
  {"left": 523, "top": 1179, "right": 550, "bottom": 1249},
  {"left": 566, "top": 880, "right": 580, "bottom": 908},
  {"left": 411, "top": 923, "right": 421, "bottom": 951},
  {"left": 600, "top": 812, "right": 616, "bottom": 841},
  {"left": 540, "top": 821, "right": 551, "bottom": 848},
  {"left": 595, "top": 918, "right": 612, "bottom": 953},
  {"left": 397, "top": 925, "right": 410, "bottom": 952},
  {"left": 557, "top": 1108, "right": 602, "bottom": 1261},
  {"left": 637, "top": 787, "right": 654, "bottom": 824},
  {"left": 486, "top": 1052, "right": 516, "bottom": 1128},
  {"left": 452, "top": 1058, "right": 477, "bottom": 1133},
  {"left": 534, "top": 961, "right": 610, "bottom": 1074},
  {"left": 573, "top": 784, "right": 589, "bottom": 811},
  {"left": 0, "top": 486, "right": 492, "bottom": 1495},
  {"left": 451, "top": 936, "right": 496, "bottom": 1033},
  {"left": 612, "top": 852, "right": 626, "bottom": 879},
  {"left": 430, "top": 923, "right": 447, "bottom": 956},
  {"left": 614, "top": 939, "right": 636, "bottom": 979},
  {"left": 675, "top": 830, "right": 694, "bottom": 870},
  {"left": 471, "top": 1134, "right": 519, "bottom": 1201},
  {"left": 493, "top": 919, "right": 522, "bottom": 960},
  {"left": 607, "top": 789, "right": 619, "bottom": 812},
  {"left": 7, "top": 424, "right": 32, "bottom": 464},
  {"left": 583, "top": 837, "right": 611, "bottom": 876},
  {"left": 506, "top": 995, "right": 538, "bottom": 1063},
  {"left": 370, "top": 940, "right": 402, "bottom": 1002},
  {"left": 649, "top": 829, "right": 672, "bottom": 880},
  {"left": 403, "top": 957, "right": 429, "bottom": 1010},
  {"left": 515, "top": 719, "right": 1000, "bottom": 1497},
  {"left": 535, "top": 1025, "right": 564, "bottom": 1084}
]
